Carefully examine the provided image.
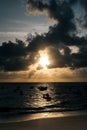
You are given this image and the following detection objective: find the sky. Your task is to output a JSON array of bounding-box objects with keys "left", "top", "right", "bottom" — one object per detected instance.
[
  {"left": 0, "top": 0, "right": 87, "bottom": 82},
  {"left": 0, "top": 0, "right": 53, "bottom": 43}
]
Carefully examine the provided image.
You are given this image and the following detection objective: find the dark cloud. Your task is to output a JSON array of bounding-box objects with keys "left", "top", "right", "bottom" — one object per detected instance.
[
  {"left": 71, "top": 45, "right": 87, "bottom": 68},
  {"left": 69, "top": 0, "right": 87, "bottom": 9},
  {"left": 0, "top": 40, "right": 32, "bottom": 71},
  {"left": 26, "top": 0, "right": 87, "bottom": 69},
  {"left": 0, "top": 39, "right": 27, "bottom": 57},
  {"left": 46, "top": 46, "right": 72, "bottom": 68}
]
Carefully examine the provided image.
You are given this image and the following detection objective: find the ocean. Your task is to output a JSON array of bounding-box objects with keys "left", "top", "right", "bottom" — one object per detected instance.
[{"left": 0, "top": 82, "right": 87, "bottom": 122}]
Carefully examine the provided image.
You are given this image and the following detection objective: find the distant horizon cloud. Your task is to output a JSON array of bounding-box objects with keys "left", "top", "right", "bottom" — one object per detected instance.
[{"left": 0, "top": 67, "right": 87, "bottom": 82}]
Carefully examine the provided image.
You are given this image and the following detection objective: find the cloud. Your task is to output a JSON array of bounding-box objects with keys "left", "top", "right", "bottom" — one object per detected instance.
[
  {"left": 0, "top": 39, "right": 31, "bottom": 71},
  {"left": 26, "top": 0, "right": 87, "bottom": 69}
]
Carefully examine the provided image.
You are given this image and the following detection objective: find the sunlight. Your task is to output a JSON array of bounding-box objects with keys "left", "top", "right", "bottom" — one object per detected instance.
[
  {"left": 38, "top": 50, "right": 50, "bottom": 69},
  {"left": 39, "top": 55, "right": 50, "bottom": 68},
  {"left": 39, "top": 55, "right": 49, "bottom": 68}
]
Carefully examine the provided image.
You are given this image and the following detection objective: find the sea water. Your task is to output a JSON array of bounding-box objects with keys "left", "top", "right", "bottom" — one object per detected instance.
[{"left": 0, "top": 82, "right": 87, "bottom": 122}]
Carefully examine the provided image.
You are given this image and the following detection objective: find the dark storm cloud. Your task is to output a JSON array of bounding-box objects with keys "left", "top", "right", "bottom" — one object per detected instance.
[
  {"left": 46, "top": 46, "right": 72, "bottom": 68},
  {"left": 0, "top": 39, "right": 26, "bottom": 57},
  {"left": 27, "top": 0, "right": 75, "bottom": 50},
  {"left": 71, "top": 45, "right": 87, "bottom": 68},
  {"left": 0, "top": 39, "right": 35, "bottom": 71},
  {"left": 0, "top": 0, "right": 87, "bottom": 72},
  {"left": 69, "top": 0, "right": 87, "bottom": 9},
  {"left": 69, "top": 0, "right": 87, "bottom": 28},
  {"left": 27, "top": 0, "right": 87, "bottom": 46},
  {"left": 26, "top": 0, "right": 87, "bottom": 69}
]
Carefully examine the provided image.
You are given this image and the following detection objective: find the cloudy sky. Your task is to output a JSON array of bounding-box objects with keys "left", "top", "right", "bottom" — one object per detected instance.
[{"left": 0, "top": 0, "right": 87, "bottom": 82}]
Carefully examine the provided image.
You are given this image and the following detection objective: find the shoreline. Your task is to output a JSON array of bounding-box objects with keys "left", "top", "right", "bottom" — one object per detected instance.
[
  {"left": 0, "top": 110, "right": 87, "bottom": 123},
  {"left": 0, "top": 113, "right": 87, "bottom": 130}
]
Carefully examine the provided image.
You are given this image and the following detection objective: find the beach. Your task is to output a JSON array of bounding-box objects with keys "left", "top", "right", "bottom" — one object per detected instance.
[{"left": 0, "top": 114, "right": 87, "bottom": 130}]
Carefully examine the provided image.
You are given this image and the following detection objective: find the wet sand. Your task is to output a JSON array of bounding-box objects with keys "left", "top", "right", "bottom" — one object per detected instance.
[{"left": 0, "top": 114, "right": 87, "bottom": 130}]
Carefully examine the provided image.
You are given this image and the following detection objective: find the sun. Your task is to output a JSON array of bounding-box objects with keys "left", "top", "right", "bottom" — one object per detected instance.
[
  {"left": 38, "top": 49, "right": 50, "bottom": 69},
  {"left": 39, "top": 55, "right": 49, "bottom": 68}
]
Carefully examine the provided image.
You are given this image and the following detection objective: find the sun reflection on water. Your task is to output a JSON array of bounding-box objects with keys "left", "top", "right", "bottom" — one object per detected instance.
[{"left": 30, "top": 83, "right": 57, "bottom": 108}]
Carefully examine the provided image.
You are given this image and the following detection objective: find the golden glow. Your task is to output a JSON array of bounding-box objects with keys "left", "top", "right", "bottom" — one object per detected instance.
[
  {"left": 39, "top": 50, "right": 50, "bottom": 68},
  {"left": 39, "top": 55, "right": 50, "bottom": 68}
]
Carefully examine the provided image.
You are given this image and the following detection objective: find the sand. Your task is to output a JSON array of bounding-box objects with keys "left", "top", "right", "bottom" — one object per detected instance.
[{"left": 0, "top": 114, "right": 87, "bottom": 130}]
